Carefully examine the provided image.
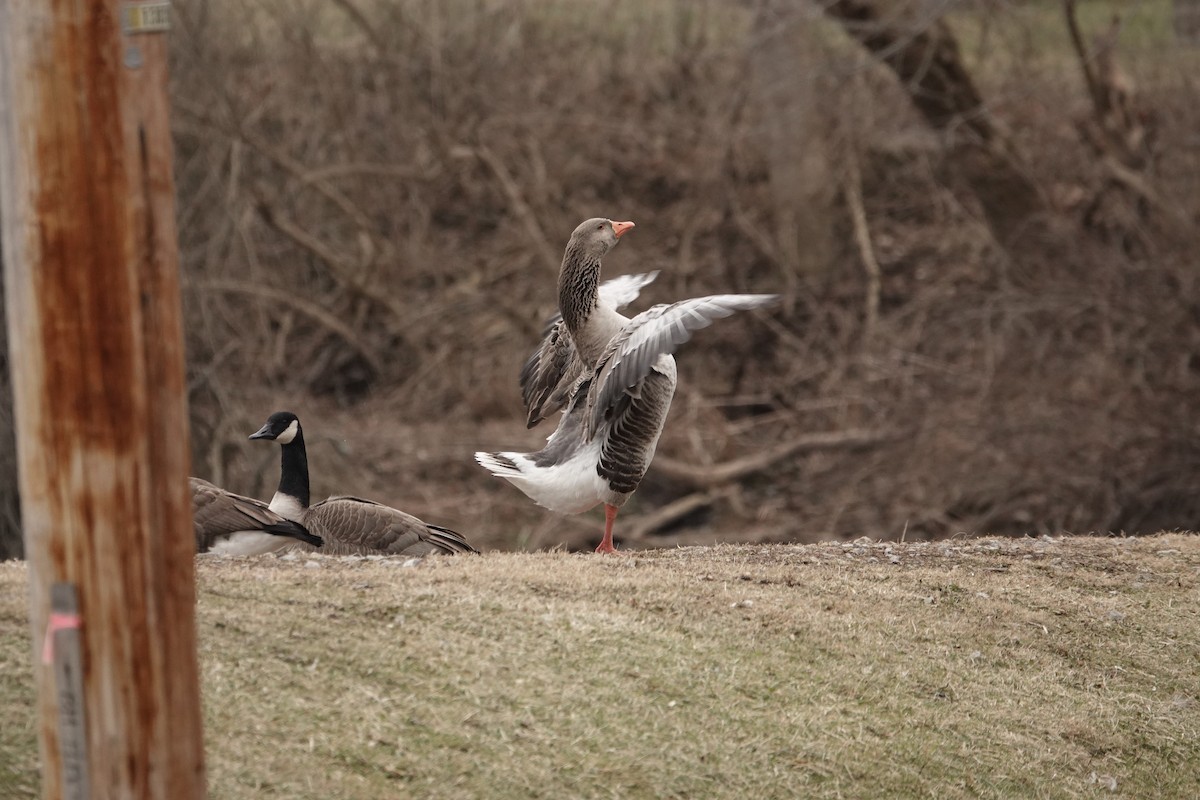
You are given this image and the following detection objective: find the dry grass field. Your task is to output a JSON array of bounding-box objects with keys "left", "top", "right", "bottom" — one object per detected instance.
[{"left": 2, "top": 534, "right": 1198, "bottom": 799}]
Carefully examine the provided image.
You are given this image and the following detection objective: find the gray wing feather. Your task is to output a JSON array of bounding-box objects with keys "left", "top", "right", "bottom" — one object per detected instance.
[
  {"left": 598, "top": 270, "right": 659, "bottom": 309},
  {"left": 520, "top": 271, "right": 660, "bottom": 428},
  {"left": 584, "top": 294, "right": 778, "bottom": 439},
  {"left": 520, "top": 320, "right": 582, "bottom": 428}
]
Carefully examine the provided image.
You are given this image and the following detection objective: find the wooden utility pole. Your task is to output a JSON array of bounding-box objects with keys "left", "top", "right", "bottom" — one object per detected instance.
[{"left": 0, "top": 2, "right": 205, "bottom": 798}]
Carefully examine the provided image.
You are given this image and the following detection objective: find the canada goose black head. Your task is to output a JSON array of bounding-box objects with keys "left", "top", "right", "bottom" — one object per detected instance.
[
  {"left": 250, "top": 410, "right": 310, "bottom": 517},
  {"left": 249, "top": 411, "right": 301, "bottom": 444}
]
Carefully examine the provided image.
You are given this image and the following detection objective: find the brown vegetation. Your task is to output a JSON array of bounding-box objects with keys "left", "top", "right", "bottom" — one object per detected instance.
[{"left": 2, "top": 0, "right": 1199, "bottom": 556}]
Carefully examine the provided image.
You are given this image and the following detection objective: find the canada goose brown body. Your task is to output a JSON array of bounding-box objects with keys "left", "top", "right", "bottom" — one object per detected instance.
[
  {"left": 476, "top": 218, "right": 777, "bottom": 553},
  {"left": 190, "top": 477, "right": 322, "bottom": 555},
  {"left": 249, "top": 412, "right": 478, "bottom": 556},
  {"left": 292, "top": 496, "right": 474, "bottom": 556}
]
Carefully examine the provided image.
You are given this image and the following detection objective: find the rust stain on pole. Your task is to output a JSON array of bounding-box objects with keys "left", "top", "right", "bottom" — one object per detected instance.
[{"left": 0, "top": 1, "right": 205, "bottom": 798}]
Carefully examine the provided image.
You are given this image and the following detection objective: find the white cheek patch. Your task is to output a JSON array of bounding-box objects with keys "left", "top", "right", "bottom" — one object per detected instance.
[{"left": 275, "top": 420, "right": 299, "bottom": 444}]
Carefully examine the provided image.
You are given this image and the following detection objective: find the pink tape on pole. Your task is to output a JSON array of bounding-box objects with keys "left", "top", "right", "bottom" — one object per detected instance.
[{"left": 41, "top": 612, "right": 82, "bottom": 665}]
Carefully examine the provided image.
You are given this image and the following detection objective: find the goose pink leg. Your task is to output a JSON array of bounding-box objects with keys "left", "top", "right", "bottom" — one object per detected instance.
[{"left": 596, "top": 504, "right": 620, "bottom": 554}]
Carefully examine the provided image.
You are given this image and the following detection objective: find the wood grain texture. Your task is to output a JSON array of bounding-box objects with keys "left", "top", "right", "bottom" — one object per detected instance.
[{"left": 0, "top": 2, "right": 205, "bottom": 798}]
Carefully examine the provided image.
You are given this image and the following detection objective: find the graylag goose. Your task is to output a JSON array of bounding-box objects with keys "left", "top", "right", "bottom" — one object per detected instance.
[
  {"left": 190, "top": 477, "right": 322, "bottom": 555},
  {"left": 249, "top": 411, "right": 478, "bottom": 555},
  {"left": 475, "top": 218, "right": 778, "bottom": 553}
]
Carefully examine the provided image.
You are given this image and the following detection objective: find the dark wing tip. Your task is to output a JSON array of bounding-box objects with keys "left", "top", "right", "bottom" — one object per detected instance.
[
  {"left": 265, "top": 519, "right": 322, "bottom": 547},
  {"left": 298, "top": 532, "right": 324, "bottom": 548},
  {"left": 426, "top": 524, "right": 479, "bottom": 554}
]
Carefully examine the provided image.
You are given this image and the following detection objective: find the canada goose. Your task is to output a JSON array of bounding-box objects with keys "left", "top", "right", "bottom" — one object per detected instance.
[
  {"left": 248, "top": 412, "right": 478, "bottom": 555},
  {"left": 190, "top": 477, "right": 322, "bottom": 555},
  {"left": 475, "top": 218, "right": 777, "bottom": 553}
]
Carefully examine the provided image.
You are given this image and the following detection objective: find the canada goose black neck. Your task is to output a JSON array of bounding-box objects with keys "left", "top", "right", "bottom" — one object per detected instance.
[
  {"left": 558, "top": 244, "right": 602, "bottom": 334},
  {"left": 277, "top": 427, "right": 310, "bottom": 508}
]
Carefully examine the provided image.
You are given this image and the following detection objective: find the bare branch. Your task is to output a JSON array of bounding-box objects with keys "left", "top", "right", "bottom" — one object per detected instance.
[
  {"left": 194, "top": 279, "right": 385, "bottom": 375},
  {"left": 843, "top": 150, "right": 881, "bottom": 339},
  {"left": 821, "top": 0, "right": 1046, "bottom": 245},
  {"left": 623, "top": 488, "right": 736, "bottom": 541},
  {"left": 329, "top": 0, "right": 388, "bottom": 53},
  {"left": 461, "top": 145, "right": 561, "bottom": 274},
  {"left": 238, "top": 130, "right": 378, "bottom": 240},
  {"left": 255, "top": 200, "right": 406, "bottom": 321},
  {"left": 1063, "top": 0, "right": 1106, "bottom": 116},
  {"left": 653, "top": 428, "right": 896, "bottom": 490},
  {"left": 824, "top": 0, "right": 995, "bottom": 141}
]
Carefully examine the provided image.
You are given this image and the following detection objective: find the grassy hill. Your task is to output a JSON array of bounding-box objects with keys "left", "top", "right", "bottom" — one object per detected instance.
[{"left": 1, "top": 534, "right": 1198, "bottom": 799}]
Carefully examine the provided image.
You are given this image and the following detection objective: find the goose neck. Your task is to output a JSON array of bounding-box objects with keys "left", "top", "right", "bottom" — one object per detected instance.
[
  {"left": 558, "top": 247, "right": 602, "bottom": 333},
  {"left": 276, "top": 429, "right": 310, "bottom": 510}
]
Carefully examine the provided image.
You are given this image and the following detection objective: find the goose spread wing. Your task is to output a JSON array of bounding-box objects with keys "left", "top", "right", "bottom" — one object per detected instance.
[
  {"left": 597, "top": 270, "right": 660, "bottom": 310},
  {"left": 584, "top": 294, "right": 778, "bottom": 438},
  {"left": 309, "top": 496, "right": 477, "bottom": 555},
  {"left": 520, "top": 272, "right": 660, "bottom": 429}
]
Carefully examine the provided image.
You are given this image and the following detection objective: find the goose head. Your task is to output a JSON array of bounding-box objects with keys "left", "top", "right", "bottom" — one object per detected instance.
[
  {"left": 566, "top": 218, "right": 635, "bottom": 262},
  {"left": 249, "top": 411, "right": 301, "bottom": 444}
]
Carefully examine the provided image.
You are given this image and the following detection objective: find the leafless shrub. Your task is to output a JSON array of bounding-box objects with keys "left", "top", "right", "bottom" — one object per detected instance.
[
  {"left": 159, "top": 0, "right": 1200, "bottom": 547},
  {"left": 2, "top": 0, "right": 1196, "bottom": 556}
]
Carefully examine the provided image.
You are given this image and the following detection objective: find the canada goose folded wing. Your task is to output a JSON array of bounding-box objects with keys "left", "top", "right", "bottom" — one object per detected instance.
[
  {"left": 584, "top": 294, "right": 779, "bottom": 439},
  {"left": 307, "top": 496, "right": 479, "bottom": 556},
  {"left": 190, "top": 477, "right": 322, "bottom": 553},
  {"left": 520, "top": 272, "right": 661, "bottom": 428},
  {"left": 422, "top": 524, "right": 479, "bottom": 555}
]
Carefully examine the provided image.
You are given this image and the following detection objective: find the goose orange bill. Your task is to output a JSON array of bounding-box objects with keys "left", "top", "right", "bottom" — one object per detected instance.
[{"left": 611, "top": 220, "right": 635, "bottom": 238}]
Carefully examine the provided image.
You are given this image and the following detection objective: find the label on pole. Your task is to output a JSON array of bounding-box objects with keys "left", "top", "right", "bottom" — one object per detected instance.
[
  {"left": 48, "top": 583, "right": 90, "bottom": 800},
  {"left": 121, "top": 2, "right": 171, "bottom": 34}
]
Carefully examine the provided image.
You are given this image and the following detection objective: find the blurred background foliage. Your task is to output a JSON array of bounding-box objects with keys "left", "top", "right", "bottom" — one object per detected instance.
[{"left": 2, "top": 0, "right": 1198, "bottom": 556}]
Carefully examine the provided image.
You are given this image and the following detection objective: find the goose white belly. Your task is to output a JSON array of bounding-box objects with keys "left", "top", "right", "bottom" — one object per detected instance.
[
  {"left": 205, "top": 531, "right": 291, "bottom": 557},
  {"left": 476, "top": 438, "right": 608, "bottom": 515}
]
